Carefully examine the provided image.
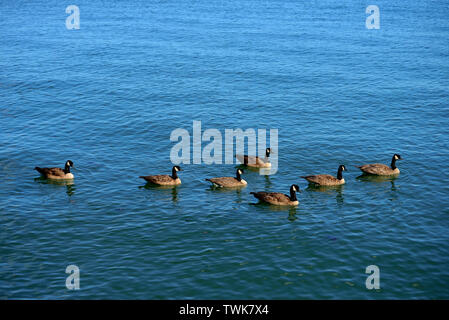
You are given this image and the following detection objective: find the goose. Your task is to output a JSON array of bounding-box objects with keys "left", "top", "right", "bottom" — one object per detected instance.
[
  {"left": 301, "top": 165, "right": 347, "bottom": 186},
  {"left": 35, "top": 160, "right": 74, "bottom": 180},
  {"left": 250, "top": 184, "right": 300, "bottom": 206},
  {"left": 206, "top": 169, "right": 247, "bottom": 188},
  {"left": 236, "top": 147, "right": 271, "bottom": 168},
  {"left": 356, "top": 154, "right": 402, "bottom": 176},
  {"left": 139, "top": 165, "right": 182, "bottom": 185}
]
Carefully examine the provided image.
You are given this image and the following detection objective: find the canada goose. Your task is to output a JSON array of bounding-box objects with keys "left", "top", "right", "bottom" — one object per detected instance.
[
  {"left": 250, "top": 184, "right": 300, "bottom": 206},
  {"left": 236, "top": 148, "right": 271, "bottom": 168},
  {"left": 301, "top": 165, "right": 347, "bottom": 186},
  {"left": 34, "top": 160, "right": 74, "bottom": 180},
  {"left": 139, "top": 165, "right": 182, "bottom": 185},
  {"left": 206, "top": 169, "right": 247, "bottom": 188},
  {"left": 356, "top": 154, "right": 402, "bottom": 176}
]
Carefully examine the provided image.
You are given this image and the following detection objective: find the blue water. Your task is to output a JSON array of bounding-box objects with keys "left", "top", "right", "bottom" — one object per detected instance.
[{"left": 1, "top": 0, "right": 449, "bottom": 299}]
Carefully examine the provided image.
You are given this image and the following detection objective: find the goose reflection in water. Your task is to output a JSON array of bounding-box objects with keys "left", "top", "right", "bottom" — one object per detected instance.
[
  {"left": 139, "top": 183, "right": 179, "bottom": 202},
  {"left": 207, "top": 183, "right": 244, "bottom": 203},
  {"left": 235, "top": 164, "right": 274, "bottom": 176},
  {"left": 306, "top": 184, "right": 345, "bottom": 206},
  {"left": 250, "top": 200, "right": 298, "bottom": 221},
  {"left": 356, "top": 174, "right": 397, "bottom": 192},
  {"left": 34, "top": 177, "right": 76, "bottom": 197},
  {"left": 263, "top": 173, "right": 272, "bottom": 189}
]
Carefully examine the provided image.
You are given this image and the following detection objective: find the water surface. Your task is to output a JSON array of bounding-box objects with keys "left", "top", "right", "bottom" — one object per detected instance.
[{"left": 1, "top": 0, "right": 449, "bottom": 299}]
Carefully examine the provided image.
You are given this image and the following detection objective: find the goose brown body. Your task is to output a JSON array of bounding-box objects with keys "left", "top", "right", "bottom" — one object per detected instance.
[
  {"left": 140, "top": 166, "right": 182, "bottom": 186},
  {"left": 236, "top": 148, "right": 271, "bottom": 168},
  {"left": 356, "top": 154, "right": 402, "bottom": 176},
  {"left": 35, "top": 160, "right": 74, "bottom": 180},
  {"left": 302, "top": 174, "right": 344, "bottom": 186},
  {"left": 301, "top": 165, "right": 346, "bottom": 186},
  {"left": 206, "top": 169, "right": 247, "bottom": 188},
  {"left": 251, "top": 184, "right": 300, "bottom": 206},
  {"left": 356, "top": 164, "right": 399, "bottom": 175}
]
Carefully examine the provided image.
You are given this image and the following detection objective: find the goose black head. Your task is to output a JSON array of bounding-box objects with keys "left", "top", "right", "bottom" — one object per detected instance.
[
  {"left": 266, "top": 148, "right": 271, "bottom": 157},
  {"left": 337, "top": 165, "right": 346, "bottom": 179},
  {"left": 171, "top": 165, "right": 182, "bottom": 179},
  {"left": 64, "top": 160, "right": 74, "bottom": 173},
  {"left": 289, "top": 184, "right": 301, "bottom": 201},
  {"left": 236, "top": 168, "right": 244, "bottom": 181},
  {"left": 393, "top": 154, "right": 402, "bottom": 160}
]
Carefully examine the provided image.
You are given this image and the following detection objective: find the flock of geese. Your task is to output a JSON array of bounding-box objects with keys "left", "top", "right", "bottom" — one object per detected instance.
[{"left": 34, "top": 149, "right": 403, "bottom": 206}]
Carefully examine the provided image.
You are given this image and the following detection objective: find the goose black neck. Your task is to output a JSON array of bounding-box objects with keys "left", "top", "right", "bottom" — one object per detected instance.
[
  {"left": 289, "top": 187, "right": 297, "bottom": 201},
  {"left": 64, "top": 163, "right": 71, "bottom": 174},
  {"left": 171, "top": 167, "right": 178, "bottom": 179},
  {"left": 236, "top": 171, "right": 242, "bottom": 181},
  {"left": 337, "top": 166, "right": 343, "bottom": 180},
  {"left": 390, "top": 156, "right": 397, "bottom": 170}
]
